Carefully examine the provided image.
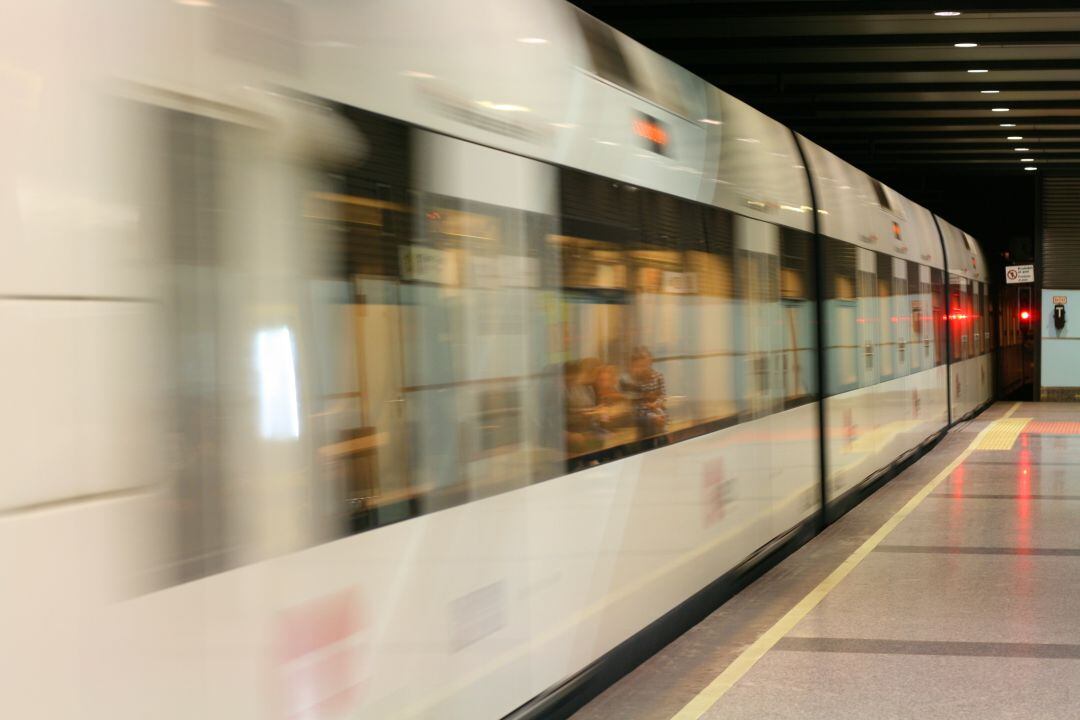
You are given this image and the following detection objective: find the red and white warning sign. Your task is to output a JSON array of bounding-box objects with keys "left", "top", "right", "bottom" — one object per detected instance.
[{"left": 1005, "top": 264, "right": 1034, "bottom": 284}]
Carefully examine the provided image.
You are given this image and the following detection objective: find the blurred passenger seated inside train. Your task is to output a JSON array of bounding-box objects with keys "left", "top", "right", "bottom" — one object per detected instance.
[
  {"left": 593, "top": 363, "right": 631, "bottom": 426},
  {"left": 620, "top": 347, "right": 668, "bottom": 438},
  {"left": 565, "top": 358, "right": 611, "bottom": 456}
]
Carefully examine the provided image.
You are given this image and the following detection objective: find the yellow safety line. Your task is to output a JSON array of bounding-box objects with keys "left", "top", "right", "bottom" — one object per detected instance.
[
  {"left": 671, "top": 401, "right": 1021, "bottom": 720},
  {"left": 974, "top": 417, "right": 1031, "bottom": 450}
]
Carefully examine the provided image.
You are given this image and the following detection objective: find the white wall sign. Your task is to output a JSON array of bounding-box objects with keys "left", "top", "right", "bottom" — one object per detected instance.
[
  {"left": 400, "top": 246, "right": 454, "bottom": 285},
  {"left": 1053, "top": 295, "right": 1068, "bottom": 305},
  {"left": 1005, "top": 264, "right": 1034, "bottom": 284}
]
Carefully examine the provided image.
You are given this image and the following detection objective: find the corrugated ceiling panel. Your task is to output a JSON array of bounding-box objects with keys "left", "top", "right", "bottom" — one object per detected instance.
[{"left": 1043, "top": 176, "right": 1080, "bottom": 290}]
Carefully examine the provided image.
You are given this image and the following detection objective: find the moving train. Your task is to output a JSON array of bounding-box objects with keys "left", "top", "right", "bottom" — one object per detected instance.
[{"left": 1, "top": 0, "right": 992, "bottom": 718}]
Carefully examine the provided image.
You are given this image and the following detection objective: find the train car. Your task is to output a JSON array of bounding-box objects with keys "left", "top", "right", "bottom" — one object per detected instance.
[
  {"left": 797, "top": 138, "right": 952, "bottom": 513},
  {"left": 937, "top": 217, "right": 995, "bottom": 420},
  {"left": 0, "top": 1, "right": 992, "bottom": 719}
]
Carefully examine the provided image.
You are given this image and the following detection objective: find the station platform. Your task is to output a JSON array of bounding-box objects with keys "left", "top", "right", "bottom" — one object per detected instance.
[{"left": 572, "top": 402, "right": 1080, "bottom": 720}]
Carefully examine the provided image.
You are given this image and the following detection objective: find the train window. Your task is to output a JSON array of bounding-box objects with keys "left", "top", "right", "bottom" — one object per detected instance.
[
  {"left": 558, "top": 168, "right": 750, "bottom": 466},
  {"left": 972, "top": 278, "right": 980, "bottom": 358},
  {"left": 908, "top": 261, "right": 921, "bottom": 372},
  {"left": 973, "top": 282, "right": 983, "bottom": 354},
  {"left": 823, "top": 238, "right": 857, "bottom": 395},
  {"left": 299, "top": 101, "right": 826, "bottom": 534},
  {"left": 824, "top": 238, "right": 856, "bottom": 301},
  {"left": 736, "top": 216, "right": 782, "bottom": 418},
  {"left": 305, "top": 106, "right": 414, "bottom": 535},
  {"left": 876, "top": 253, "right": 895, "bottom": 379},
  {"left": 855, "top": 249, "right": 877, "bottom": 384},
  {"left": 949, "top": 275, "right": 969, "bottom": 361},
  {"left": 305, "top": 104, "right": 569, "bottom": 536},
  {"left": 779, "top": 228, "right": 816, "bottom": 406}
]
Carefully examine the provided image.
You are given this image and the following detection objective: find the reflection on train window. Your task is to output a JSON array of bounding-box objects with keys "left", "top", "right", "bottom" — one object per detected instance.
[
  {"left": 557, "top": 168, "right": 816, "bottom": 469},
  {"left": 822, "top": 239, "right": 950, "bottom": 396},
  {"left": 302, "top": 102, "right": 821, "bottom": 536}
]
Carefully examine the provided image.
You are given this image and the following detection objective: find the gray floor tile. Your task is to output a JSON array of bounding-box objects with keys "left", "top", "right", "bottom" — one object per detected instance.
[{"left": 707, "top": 652, "right": 1080, "bottom": 719}]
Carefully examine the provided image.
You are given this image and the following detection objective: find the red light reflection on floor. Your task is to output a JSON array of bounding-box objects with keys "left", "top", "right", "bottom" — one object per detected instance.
[
  {"left": 949, "top": 464, "right": 965, "bottom": 498},
  {"left": 1015, "top": 446, "right": 1035, "bottom": 635},
  {"left": 1017, "top": 447, "right": 1032, "bottom": 535}
]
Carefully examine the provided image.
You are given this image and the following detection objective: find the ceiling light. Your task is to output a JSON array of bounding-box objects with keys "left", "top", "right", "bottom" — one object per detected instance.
[
  {"left": 1000, "top": 123, "right": 1016, "bottom": 127},
  {"left": 955, "top": 42, "right": 978, "bottom": 48},
  {"left": 935, "top": 11, "right": 962, "bottom": 16},
  {"left": 700, "top": 118, "right": 722, "bottom": 125},
  {"left": 980, "top": 90, "right": 1000, "bottom": 94},
  {"left": 992, "top": 108, "right": 1010, "bottom": 112},
  {"left": 1025, "top": 166, "right": 1038, "bottom": 171},
  {"left": 1014, "top": 147, "right": 1029, "bottom": 151},
  {"left": 1007, "top": 136, "right": 1023, "bottom": 140},
  {"left": 516, "top": 37, "right": 548, "bottom": 44},
  {"left": 968, "top": 69, "right": 989, "bottom": 73},
  {"left": 1021, "top": 158, "right": 1035, "bottom": 162}
]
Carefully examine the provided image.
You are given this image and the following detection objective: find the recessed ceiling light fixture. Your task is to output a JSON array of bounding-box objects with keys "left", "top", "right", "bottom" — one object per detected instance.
[
  {"left": 1021, "top": 158, "right": 1035, "bottom": 162},
  {"left": 935, "top": 11, "right": 962, "bottom": 16},
  {"left": 1014, "top": 147, "right": 1030, "bottom": 151},
  {"left": 968, "top": 69, "right": 989, "bottom": 73},
  {"left": 981, "top": 90, "right": 1000, "bottom": 94},
  {"left": 1025, "top": 166, "right": 1038, "bottom": 171},
  {"left": 1007, "top": 135, "right": 1023, "bottom": 140},
  {"left": 1000, "top": 123, "right": 1017, "bottom": 127},
  {"left": 955, "top": 42, "right": 979, "bottom": 48},
  {"left": 992, "top": 108, "right": 1010, "bottom": 112}
]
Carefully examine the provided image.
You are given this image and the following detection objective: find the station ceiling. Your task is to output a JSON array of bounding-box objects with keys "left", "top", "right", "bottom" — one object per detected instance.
[{"left": 570, "top": 1, "right": 1080, "bottom": 180}]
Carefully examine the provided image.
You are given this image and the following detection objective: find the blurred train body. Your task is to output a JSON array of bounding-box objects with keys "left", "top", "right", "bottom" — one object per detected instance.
[{"left": 0, "top": 1, "right": 993, "bottom": 718}]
